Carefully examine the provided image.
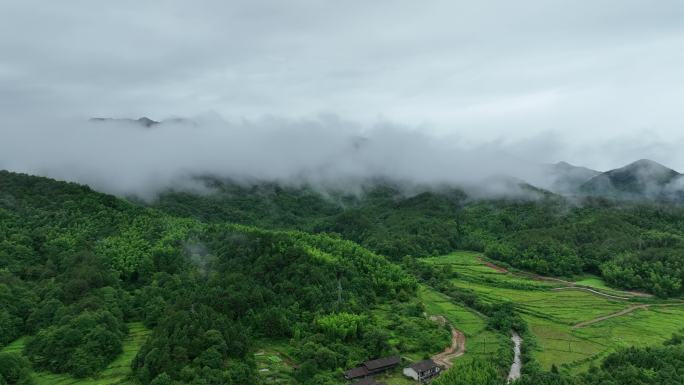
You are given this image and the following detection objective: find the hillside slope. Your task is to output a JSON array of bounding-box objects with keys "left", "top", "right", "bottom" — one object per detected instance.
[
  {"left": 580, "top": 159, "right": 684, "bottom": 200},
  {"left": 0, "top": 170, "right": 447, "bottom": 385}
]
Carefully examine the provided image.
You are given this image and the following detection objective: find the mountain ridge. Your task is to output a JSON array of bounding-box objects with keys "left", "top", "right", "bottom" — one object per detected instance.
[{"left": 580, "top": 158, "right": 683, "bottom": 200}]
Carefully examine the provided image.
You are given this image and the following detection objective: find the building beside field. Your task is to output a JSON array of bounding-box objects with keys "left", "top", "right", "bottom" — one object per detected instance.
[
  {"left": 402, "top": 359, "right": 442, "bottom": 382},
  {"left": 344, "top": 356, "right": 401, "bottom": 380}
]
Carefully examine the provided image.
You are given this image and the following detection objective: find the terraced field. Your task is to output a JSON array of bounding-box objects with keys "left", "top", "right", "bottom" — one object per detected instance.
[
  {"left": 1, "top": 322, "right": 150, "bottom": 385},
  {"left": 423, "top": 251, "right": 684, "bottom": 372},
  {"left": 418, "top": 286, "right": 506, "bottom": 362}
]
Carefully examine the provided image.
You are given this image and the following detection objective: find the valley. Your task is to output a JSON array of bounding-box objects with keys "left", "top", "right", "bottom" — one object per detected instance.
[
  {"left": 423, "top": 251, "right": 684, "bottom": 372},
  {"left": 2, "top": 170, "right": 684, "bottom": 385},
  {"left": 3, "top": 2, "right": 684, "bottom": 384}
]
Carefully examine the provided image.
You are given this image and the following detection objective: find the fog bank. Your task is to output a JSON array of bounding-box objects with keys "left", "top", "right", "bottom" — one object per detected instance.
[
  {"left": 0, "top": 115, "right": 552, "bottom": 199},
  {"left": 3, "top": 115, "right": 684, "bottom": 200}
]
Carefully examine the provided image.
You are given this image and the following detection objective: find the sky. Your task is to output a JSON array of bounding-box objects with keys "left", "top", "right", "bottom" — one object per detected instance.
[{"left": 1, "top": 1, "right": 684, "bottom": 195}]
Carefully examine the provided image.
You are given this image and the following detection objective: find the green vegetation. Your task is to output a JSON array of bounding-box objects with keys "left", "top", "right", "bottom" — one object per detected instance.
[
  {"left": 423, "top": 252, "right": 684, "bottom": 372},
  {"left": 152, "top": 180, "right": 684, "bottom": 298},
  {"left": 433, "top": 358, "right": 501, "bottom": 385},
  {"left": 4, "top": 170, "right": 684, "bottom": 384},
  {"left": 515, "top": 343, "right": 684, "bottom": 385},
  {"left": 418, "top": 286, "right": 505, "bottom": 361},
  {"left": 0, "top": 323, "right": 149, "bottom": 385},
  {"left": 0, "top": 171, "right": 448, "bottom": 385}
]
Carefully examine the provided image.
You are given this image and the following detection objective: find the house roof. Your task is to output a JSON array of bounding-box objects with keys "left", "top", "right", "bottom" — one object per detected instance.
[
  {"left": 364, "top": 355, "right": 401, "bottom": 371},
  {"left": 344, "top": 366, "right": 369, "bottom": 379},
  {"left": 409, "top": 359, "right": 439, "bottom": 372}
]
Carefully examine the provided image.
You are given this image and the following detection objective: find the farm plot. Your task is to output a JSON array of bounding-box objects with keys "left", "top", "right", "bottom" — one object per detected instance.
[{"left": 423, "top": 252, "right": 684, "bottom": 372}]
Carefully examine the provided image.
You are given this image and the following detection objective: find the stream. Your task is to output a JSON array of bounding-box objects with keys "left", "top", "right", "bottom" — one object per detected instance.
[{"left": 507, "top": 331, "right": 523, "bottom": 383}]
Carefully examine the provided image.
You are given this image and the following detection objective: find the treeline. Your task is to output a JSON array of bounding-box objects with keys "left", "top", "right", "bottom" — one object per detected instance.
[
  {"left": 152, "top": 180, "right": 684, "bottom": 297},
  {"left": 478, "top": 199, "right": 684, "bottom": 297},
  {"left": 514, "top": 334, "right": 684, "bottom": 385}
]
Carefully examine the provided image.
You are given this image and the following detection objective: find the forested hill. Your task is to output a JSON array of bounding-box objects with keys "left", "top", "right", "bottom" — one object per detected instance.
[
  {"left": 0, "top": 170, "right": 436, "bottom": 385},
  {"left": 152, "top": 179, "right": 684, "bottom": 297}
]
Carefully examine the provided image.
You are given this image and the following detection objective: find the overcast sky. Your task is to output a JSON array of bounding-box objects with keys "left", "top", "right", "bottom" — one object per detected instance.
[{"left": 2, "top": 0, "right": 684, "bottom": 177}]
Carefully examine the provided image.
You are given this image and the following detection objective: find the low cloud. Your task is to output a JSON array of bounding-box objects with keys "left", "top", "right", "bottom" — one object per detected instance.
[
  {"left": 2, "top": 114, "right": 684, "bottom": 201},
  {"left": 0, "top": 115, "right": 552, "bottom": 198}
]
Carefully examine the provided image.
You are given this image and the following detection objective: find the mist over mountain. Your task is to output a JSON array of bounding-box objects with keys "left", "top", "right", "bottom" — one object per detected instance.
[
  {"left": 580, "top": 159, "right": 684, "bottom": 200},
  {"left": 0, "top": 115, "right": 566, "bottom": 200},
  {"left": 89, "top": 117, "right": 161, "bottom": 128},
  {"left": 3, "top": 115, "right": 684, "bottom": 203},
  {"left": 541, "top": 161, "right": 601, "bottom": 194}
]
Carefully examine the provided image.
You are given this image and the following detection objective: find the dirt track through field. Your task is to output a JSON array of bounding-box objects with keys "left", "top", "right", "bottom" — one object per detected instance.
[
  {"left": 552, "top": 286, "right": 631, "bottom": 300},
  {"left": 428, "top": 315, "right": 466, "bottom": 368},
  {"left": 573, "top": 303, "right": 684, "bottom": 329},
  {"left": 478, "top": 257, "right": 653, "bottom": 300},
  {"left": 573, "top": 304, "right": 650, "bottom": 328}
]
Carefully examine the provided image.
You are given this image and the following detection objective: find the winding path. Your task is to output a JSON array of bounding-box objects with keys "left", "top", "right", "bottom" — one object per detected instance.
[
  {"left": 428, "top": 315, "right": 466, "bottom": 368},
  {"left": 479, "top": 256, "right": 653, "bottom": 299},
  {"left": 573, "top": 303, "right": 684, "bottom": 329}
]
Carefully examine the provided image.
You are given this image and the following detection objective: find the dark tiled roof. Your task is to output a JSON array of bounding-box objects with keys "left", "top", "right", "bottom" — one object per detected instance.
[
  {"left": 409, "top": 359, "right": 439, "bottom": 372},
  {"left": 364, "top": 355, "right": 401, "bottom": 371},
  {"left": 344, "top": 366, "right": 369, "bottom": 379}
]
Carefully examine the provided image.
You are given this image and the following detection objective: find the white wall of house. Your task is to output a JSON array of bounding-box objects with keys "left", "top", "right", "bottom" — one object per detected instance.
[{"left": 403, "top": 367, "right": 419, "bottom": 381}]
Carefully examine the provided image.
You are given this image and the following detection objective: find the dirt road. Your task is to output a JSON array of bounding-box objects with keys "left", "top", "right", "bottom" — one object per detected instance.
[
  {"left": 572, "top": 304, "right": 650, "bottom": 328},
  {"left": 478, "top": 257, "right": 653, "bottom": 299},
  {"left": 428, "top": 315, "right": 466, "bottom": 368},
  {"left": 552, "top": 286, "right": 631, "bottom": 300},
  {"left": 573, "top": 303, "right": 684, "bottom": 329}
]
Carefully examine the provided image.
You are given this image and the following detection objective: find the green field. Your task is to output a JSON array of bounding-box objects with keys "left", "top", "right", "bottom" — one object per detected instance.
[
  {"left": 254, "top": 340, "right": 297, "bottom": 385},
  {"left": 418, "top": 285, "right": 506, "bottom": 362},
  {"left": 1, "top": 322, "right": 150, "bottom": 385},
  {"left": 423, "top": 251, "right": 684, "bottom": 372}
]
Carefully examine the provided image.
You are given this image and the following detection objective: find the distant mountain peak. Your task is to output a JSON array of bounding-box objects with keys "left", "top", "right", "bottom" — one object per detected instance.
[
  {"left": 89, "top": 116, "right": 160, "bottom": 128},
  {"left": 580, "top": 159, "right": 682, "bottom": 200},
  {"left": 542, "top": 161, "right": 600, "bottom": 194},
  {"left": 621, "top": 158, "right": 673, "bottom": 172},
  {"left": 136, "top": 117, "right": 159, "bottom": 127}
]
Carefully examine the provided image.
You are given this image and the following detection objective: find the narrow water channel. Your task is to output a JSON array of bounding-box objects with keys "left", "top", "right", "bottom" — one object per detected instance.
[{"left": 507, "top": 331, "right": 522, "bottom": 383}]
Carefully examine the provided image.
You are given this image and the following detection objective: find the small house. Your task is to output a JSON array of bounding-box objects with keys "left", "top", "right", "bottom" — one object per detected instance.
[
  {"left": 344, "top": 356, "right": 401, "bottom": 380},
  {"left": 403, "top": 359, "right": 442, "bottom": 382}
]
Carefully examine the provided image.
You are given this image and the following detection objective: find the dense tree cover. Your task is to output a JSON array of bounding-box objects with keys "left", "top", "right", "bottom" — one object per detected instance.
[
  {"left": 152, "top": 180, "right": 684, "bottom": 297},
  {"left": 4, "top": 169, "right": 684, "bottom": 384},
  {"left": 0, "top": 353, "right": 33, "bottom": 385},
  {"left": 152, "top": 181, "right": 466, "bottom": 259},
  {"left": 131, "top": 223, "right": 430, "bottom": 385},
  {"left": 0, "top": 171, "right": 201, "bottom": 377},
  {"left": 0, "top": 171, "right": 445, "bottom": 384},
  {"left": 477, "top": 199, "right": 684, "bottom": 297}
]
